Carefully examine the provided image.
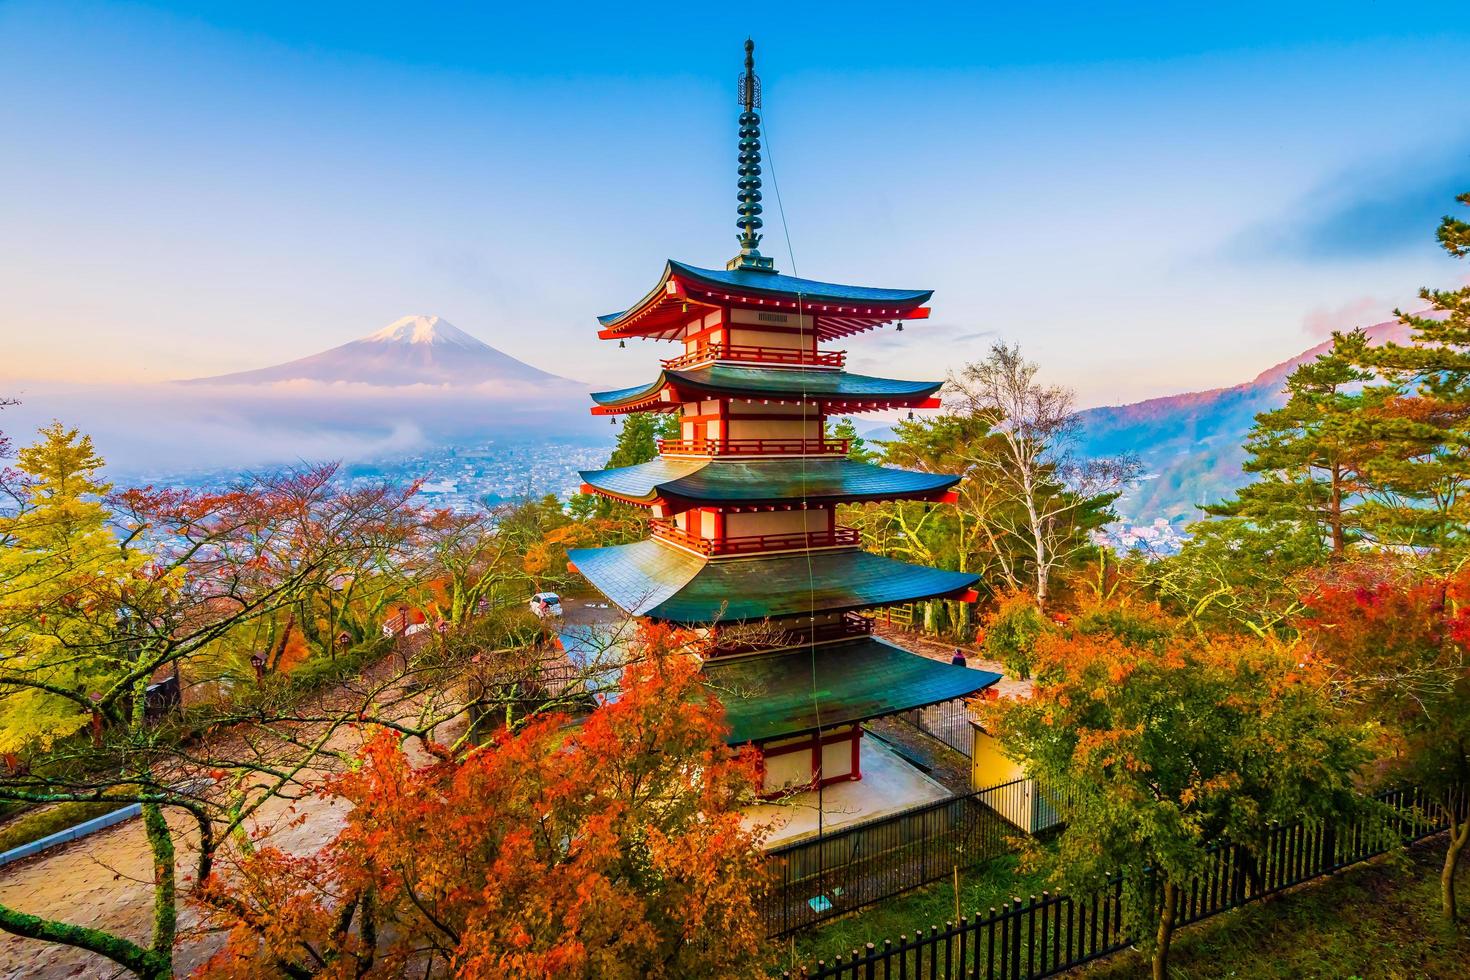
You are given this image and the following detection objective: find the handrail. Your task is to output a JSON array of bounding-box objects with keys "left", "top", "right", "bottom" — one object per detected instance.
[
  {"left": 658, "top": 437, "right": 850, "bottom": 457},
  {"left": 651, "top": 521, "right": 861, "bottom": 556},
  {"left": 661, "top": 343, "right": 846, "bottom": 371}
]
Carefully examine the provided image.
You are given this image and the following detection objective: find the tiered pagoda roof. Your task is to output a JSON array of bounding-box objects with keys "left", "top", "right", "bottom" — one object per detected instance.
[
  {"left": 588, "top": 365, "right": 942, "bottom": 416},
  {"left": 705, "top": 637, "right": 1001, "bottom": 744},
  {"left": 566, "top": 540, "right": 978, "bottom": 623},
  {"left": 579, "top": 457, "right": 959, "bottom": 514},
  {"left": 596, "top": 260, "right": 932, "bottom": 342}
]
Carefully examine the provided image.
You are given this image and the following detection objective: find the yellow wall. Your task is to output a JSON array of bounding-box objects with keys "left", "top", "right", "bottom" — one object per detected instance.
[
  {"left": 971, "top": 724, "right": 1063, "bottom": 834},
  {"left": 971, "top": 724, "right": 1026, "bottom": 790}
]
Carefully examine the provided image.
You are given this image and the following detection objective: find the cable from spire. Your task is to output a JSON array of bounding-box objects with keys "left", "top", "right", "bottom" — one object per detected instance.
[{"left": 729, "top": 38, "right": 776, "bottom": 273}]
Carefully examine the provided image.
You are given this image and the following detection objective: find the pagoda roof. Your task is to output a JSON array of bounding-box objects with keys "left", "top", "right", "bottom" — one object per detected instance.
[
  {"left": 566, "top": 539, "right": 979, "bottom": 623},
  {"left": 589, "top": 365, "right": 942, "bottom": 414},
  {"left": 705, "top": 637, "right": 1001, "bottom": 744},
  {"left": 596, "top": 260, "right": 933, "bottom": 342},
  {"left": 579, "top": 457, "right": 958, "bottom": 513}
]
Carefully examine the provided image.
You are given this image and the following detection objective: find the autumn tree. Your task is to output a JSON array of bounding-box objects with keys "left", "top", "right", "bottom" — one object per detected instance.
[
  {"left": 0, "top": 395, "right": 19, "bottom": 511},
  {"left": 1296, "top": 559, "right": 1470, "bottom": 923},
  {"left": 0, "top": 447, "right": 437, "bottom": 979},
  {"left": 984, "top": 609, "right": 1369, "bottom": 980},
  {"left": 1146, "top": 517, "right": 1324, "bottom": 638},
  {"left": 280, "top": 479, "right": 425, "bottom": 662},
  {"left": 195, "top": 643, "right": 769, "bottom": 980},
  {"left": 0, "top": 423, "right": 144, "bottom": 750},
  {"left": 418, "top": 507, "right": 525, "bottom": 625},
  {"left": 978, "top": 589, "right": 1053, "bottom": 679}
]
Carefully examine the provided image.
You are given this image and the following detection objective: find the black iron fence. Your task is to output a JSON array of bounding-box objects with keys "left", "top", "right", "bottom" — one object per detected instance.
[
  {"left": 783, "top": 782, "right": 1466, "bottom": 978},
  {"left": 898, "top": 699, "right": 974, "bottom": 757},
  {"left": 763, "top": 779, "right": 1032, "bottom": 937}
]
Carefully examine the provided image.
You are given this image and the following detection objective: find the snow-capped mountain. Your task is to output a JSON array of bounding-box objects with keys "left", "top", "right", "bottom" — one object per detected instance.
[{"left": 182, "top": 315, "right": 572, "bottom": 387}]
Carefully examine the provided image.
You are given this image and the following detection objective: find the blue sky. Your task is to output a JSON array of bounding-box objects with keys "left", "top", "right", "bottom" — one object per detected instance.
[{"left": 1, "top": 1, "right": 1467, "bottom": 406}]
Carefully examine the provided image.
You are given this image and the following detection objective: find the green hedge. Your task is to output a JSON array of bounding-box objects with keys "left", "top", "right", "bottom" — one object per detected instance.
[{"left": 0, "top": 800, "right": 130, "bottom": 854}]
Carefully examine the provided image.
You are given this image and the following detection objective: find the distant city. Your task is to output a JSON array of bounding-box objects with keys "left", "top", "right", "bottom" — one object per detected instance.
[
  {"left": 1092, "top": 518, "right": 1190, "bottom": 557},
  {"left": 119, "top": 435, "right": 1183, "bottom": 556},
  {"left": 133, "top": 438, "right": 613, "bottom": 514}
]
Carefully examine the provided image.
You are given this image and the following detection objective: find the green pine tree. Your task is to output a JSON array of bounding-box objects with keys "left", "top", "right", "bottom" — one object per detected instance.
[
  {"left": 1207, "top": 331, "right": 1378, "bottom": 557},
  {"left": 826, "top": 416, "right": 877, "bottom": 463},
  {"left": 605, "top": 412, "right": 680, "bottom": 469},
  {"left": 1356, "top": 191, "right": 1470, "bottom": 551},
  {"left": 573, "top": 413, "right": 682, "bottom": 521}
]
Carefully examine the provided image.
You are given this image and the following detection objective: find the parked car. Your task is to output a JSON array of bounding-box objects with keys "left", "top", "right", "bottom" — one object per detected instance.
[{"left": 529, "top": 592, "right": 563, "bottom": 618}]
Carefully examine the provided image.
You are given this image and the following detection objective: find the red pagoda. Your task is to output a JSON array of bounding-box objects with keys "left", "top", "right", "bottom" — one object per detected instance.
[{"left": 568, "top": 41, "right": 999, "bottom": 797}]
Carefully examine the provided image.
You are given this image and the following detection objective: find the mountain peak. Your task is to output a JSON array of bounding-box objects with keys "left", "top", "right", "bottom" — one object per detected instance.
[
  {"left": 181, "top": 314, "right": 572, "bottom": 387},
  {"left": 364, "top": 315, "right": 480, "bottom": 348},
  {"left": 1078, "top": 311, "right": 1435, "bottom": 525}
]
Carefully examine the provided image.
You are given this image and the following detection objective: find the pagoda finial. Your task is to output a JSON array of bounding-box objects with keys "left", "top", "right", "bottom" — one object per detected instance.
[{"left": 729, "top": 38, "right": 776, "bottom": 273}]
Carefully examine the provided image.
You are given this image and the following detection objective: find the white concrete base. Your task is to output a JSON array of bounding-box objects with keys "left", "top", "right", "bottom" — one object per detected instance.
[{"left": 743, "top": 736, "right": 952, "bottom": 848}]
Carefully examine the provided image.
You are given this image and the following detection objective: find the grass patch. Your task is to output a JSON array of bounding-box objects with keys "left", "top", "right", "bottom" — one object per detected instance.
[
  {"left": 1076, "top": 839, "right": 1470, "bottom": 980},
  {"left": 773, "top": 855, "right": 1048, "bottom": 973},
  {"left": 0, "top": 800, "right": 131, "bottom": 854}
]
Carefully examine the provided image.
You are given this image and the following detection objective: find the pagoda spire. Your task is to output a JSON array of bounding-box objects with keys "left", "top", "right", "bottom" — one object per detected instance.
[{"left": 728, "top": 38, "right": 777, "bottom": 273}]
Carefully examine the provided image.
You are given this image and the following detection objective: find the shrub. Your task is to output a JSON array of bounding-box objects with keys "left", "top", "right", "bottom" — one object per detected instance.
[{"left": 981, "top": 591, "right": 1052, "bottom": 679}]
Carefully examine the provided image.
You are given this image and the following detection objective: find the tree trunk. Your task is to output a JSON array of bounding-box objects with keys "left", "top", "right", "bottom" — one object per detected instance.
[
  {"left": 142, "top": 801, "right": 177, "bottom": 967},
  {"left": 269, "top": 611, "right": 296, "bottom": 672},
  {"left": 1152, "top": 879, "right": 1178, "bottom": 980},
  {"left": 0, "top": 903, "right": 169, "bottom": 980},
  {"left": 1443, "top": 813, "right": 1469, "bottom": 924},
  {"left": 1329, "top": 465, "right": 1345, "bottom": 557}
]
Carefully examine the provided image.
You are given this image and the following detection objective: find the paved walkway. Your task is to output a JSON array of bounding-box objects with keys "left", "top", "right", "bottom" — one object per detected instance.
[
  {"left": 0, "top": 786, "right": 352, "bottom": 978},
  {"left": 0, "top": 645, "right": 466, "bottom": 978}
]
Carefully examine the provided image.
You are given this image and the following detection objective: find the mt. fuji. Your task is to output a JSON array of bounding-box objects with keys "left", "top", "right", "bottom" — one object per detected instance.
[{"left": 183, "top": 315, "right": 572, "bottom": 388}]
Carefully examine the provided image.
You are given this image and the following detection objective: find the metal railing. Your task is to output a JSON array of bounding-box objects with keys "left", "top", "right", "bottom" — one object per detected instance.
[
  {"left": 661, "top": 343, "right": 846, "bottom": 371},
  {"left": 763, "top": 779, "right": 1031, "bottom": 937},
  {"left": 784, "top": 781, "right": 1467, "bottom": 977},
  {"left": 651, "top": 521, "right": 861, "bottom": 556}
]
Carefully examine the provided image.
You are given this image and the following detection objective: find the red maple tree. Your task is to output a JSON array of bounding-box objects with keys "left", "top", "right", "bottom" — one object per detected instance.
[
  {"left": 195, "top": 644, "right": 769, "bottom": 979},
  {"left": 1296, "top": 560, "right": 1470, "bottom": 922}
]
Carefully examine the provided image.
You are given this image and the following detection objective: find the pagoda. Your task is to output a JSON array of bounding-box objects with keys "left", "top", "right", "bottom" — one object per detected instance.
[{"left": 568, "top": 40, "right": 999, "bottom": 796}]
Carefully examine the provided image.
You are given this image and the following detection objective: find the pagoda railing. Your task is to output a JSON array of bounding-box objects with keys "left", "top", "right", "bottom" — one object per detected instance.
[
  {"left": 661, "top": 343, "right": 846, "bottom": 371},
  {"left": 651, "top": 521, "right": 861, "bottom": 556},
  {"left": 658, "top": 436, "right": 850, "bottom": 457},
  {"left": 817, "top": 610, "right": 877, "bottom": 640}
]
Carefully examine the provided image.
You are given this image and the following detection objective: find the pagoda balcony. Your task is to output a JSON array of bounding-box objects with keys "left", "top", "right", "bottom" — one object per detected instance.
[
  {"left": 660, "top": 343, "right": 846, "bottom": 371},
  {"left": 707, "top": 612, "right": 876, "bottom": 657},
  {"left": 817, "top": 610, "right": 878, "bottom": 641},
  {"left": 658, "top": 436, "right": 850, "bottom": 457},
  {"left": 651, "top": 520, "right": 861, "bottom": 557}
]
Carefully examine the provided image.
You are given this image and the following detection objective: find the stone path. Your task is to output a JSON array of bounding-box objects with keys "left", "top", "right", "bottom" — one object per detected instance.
[{"left": 0, "top": 760, "right": 353, "bottom": 979}]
